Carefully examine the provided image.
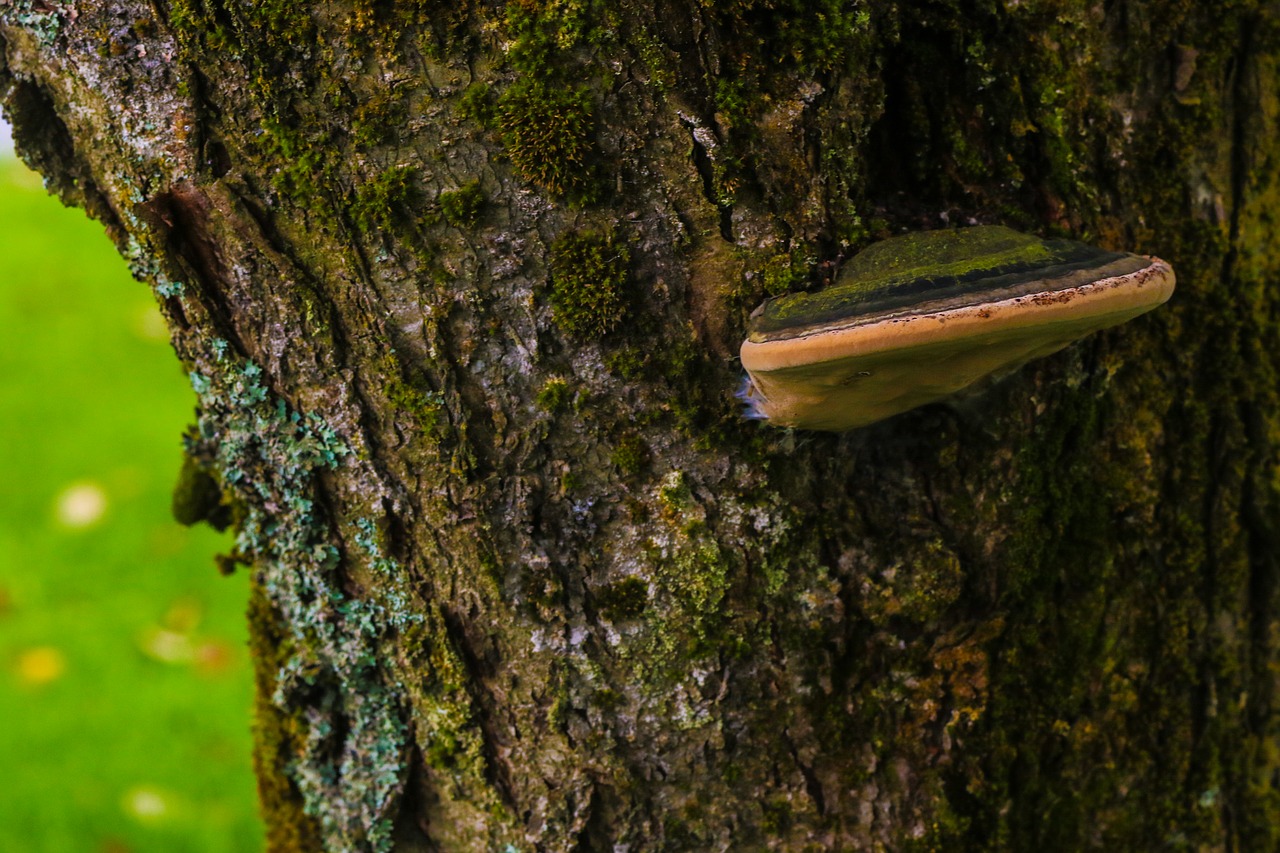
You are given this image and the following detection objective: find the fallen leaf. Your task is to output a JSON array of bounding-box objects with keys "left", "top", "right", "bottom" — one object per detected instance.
[
  {"left": 138, "top": 628, "right": 194, "bottom": 665},
  {"left": 121, "top": 786, "right": 171, "bottom": 824},
  {"left": 54, "top": 481, "right": 108, "bottom": 529},
  {"left": 16, "top": 646, "right": 66, "bottom": 685},
  {"left": 195, "top": 639, "right": 233, "bottom": 675}
]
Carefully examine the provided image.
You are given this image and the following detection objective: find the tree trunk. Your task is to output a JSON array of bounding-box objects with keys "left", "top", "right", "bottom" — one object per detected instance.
[{"left": 4, "top": 0, "right": 1279, "bottom": 849}]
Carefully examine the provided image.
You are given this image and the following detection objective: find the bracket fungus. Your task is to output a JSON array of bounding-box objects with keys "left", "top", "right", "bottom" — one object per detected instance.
[{"left": 739, "top": 226, "right": 1175, "bottom": 431}]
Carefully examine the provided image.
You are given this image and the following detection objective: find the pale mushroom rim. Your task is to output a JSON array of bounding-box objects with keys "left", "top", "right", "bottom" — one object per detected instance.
[{"left": 740, "top": 258, "right": 1175, "bottom": 375}]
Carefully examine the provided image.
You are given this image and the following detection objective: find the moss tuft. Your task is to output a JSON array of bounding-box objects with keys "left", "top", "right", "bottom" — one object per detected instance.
[
  {"left": 547, "top": 229, "right": 630, "bottom": 338},
  {"left": 596, "top": 577, "right": 649, "bottom": 621},
  {"left": 611, "top": 432, "right": 649, "bottom": 476},
  {"left": 351, "top": 165, "right": 419, "bottom": 234},
  {"left": 376, "top": 351, "right": 447, "bottom": 442},
  {"left": 498, "top": 81, "right": 597, "bottom": 199},
  {"left": 661, "top": 538, "right": 729, "bottom": 636},
  {"left": 657, "top": 470, "right": 693, "bottom": 521},
  {"left": 458, "top": 82, "right": 495, "bottom": 127},
  {"left": 605, "top": 346, "right": 648, "bottom": 380},
  {"left": 760, "top": 799, "right": 794, "bottom": 836},
  {"left": 439, "top": 181, "right": 485, "bottom": 229},
  {"left": 351, "top": 91, "right": 409, "bottom": 150},
  {"left": 535, "top": 377, "right": 574, "bottom": 412},
  {"left": 759, "top": 249, "right": 812, "bottom": 297},
  {"left": 261, "top": 117, "right": 334, "bottom": 204}
]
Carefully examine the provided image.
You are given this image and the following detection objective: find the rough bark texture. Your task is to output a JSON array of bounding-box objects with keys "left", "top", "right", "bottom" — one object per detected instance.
[{"left": 4, "top": 0, "right": 1280, "bottom": 849}]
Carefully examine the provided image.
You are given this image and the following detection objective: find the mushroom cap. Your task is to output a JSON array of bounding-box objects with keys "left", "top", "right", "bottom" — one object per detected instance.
[{"left": 739, "top": 226, "right": 1175, "bottom": 431}]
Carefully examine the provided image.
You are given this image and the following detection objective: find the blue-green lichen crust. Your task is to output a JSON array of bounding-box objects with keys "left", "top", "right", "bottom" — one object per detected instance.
[{"left": 750, "top": 226, "right": 1152, "bottom": 341}]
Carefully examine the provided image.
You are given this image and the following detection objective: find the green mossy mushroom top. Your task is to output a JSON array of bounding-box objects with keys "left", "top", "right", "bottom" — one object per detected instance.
[
  {"left": 739, "top": 226, "right": 1175, "bottom": 431},
  {"left": 750, "top": 226, "right": 1150, "bottom": 341}
]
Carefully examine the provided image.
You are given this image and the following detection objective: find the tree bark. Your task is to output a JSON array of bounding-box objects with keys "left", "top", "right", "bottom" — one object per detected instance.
[{"left": 4, "top": 0, "right": 1279, "bottom": 849}]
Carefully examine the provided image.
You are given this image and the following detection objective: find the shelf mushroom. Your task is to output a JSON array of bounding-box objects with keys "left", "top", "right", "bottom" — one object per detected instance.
[{"left": 739, "top": 225, "right": 1175, "bottom": 431}]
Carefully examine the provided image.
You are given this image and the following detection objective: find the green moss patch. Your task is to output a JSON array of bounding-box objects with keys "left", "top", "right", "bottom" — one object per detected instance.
[
  {"left": 535, "top": 377, "right": 574, "bottom": 412},
  {"left": 611, "top": 432, "right": 649, "bottom": 476},
  {"left": 547, "top": 228, "right": 631, "bottom": 338},
  {"left": 498, "top": 81, "right": 597, "bottom": 199},
  {"left": 350, "top": 165, "right": 419, "bottom": 234},
  {"left": 439, "top": 181, "right": 486, "bottom": 229}
]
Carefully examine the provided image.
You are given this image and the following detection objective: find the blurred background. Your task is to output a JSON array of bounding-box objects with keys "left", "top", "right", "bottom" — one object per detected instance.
[{"left": 0, "top": 115, "right": 263, "bottom": 850}]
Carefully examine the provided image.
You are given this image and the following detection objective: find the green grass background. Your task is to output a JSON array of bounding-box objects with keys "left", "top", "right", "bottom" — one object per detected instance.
[{"left": 0, "top": 154, "right": 263, "bottom": 851}]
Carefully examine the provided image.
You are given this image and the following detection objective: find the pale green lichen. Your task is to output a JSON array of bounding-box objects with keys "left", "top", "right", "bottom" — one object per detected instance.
[
  {"left": 0, "top": 0, "right": 65, "bottom": 47},
  {"left": 124, "top": 234, "right": 186, "bottom": 299},
  {"left": 187, "top": 344, "right": 411, "bottom": 852}
]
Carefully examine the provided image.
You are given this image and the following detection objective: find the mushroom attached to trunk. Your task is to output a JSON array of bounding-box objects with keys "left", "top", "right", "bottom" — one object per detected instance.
[{"left": 739, "top": 226, "right": 1175, "bottom": 431}]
